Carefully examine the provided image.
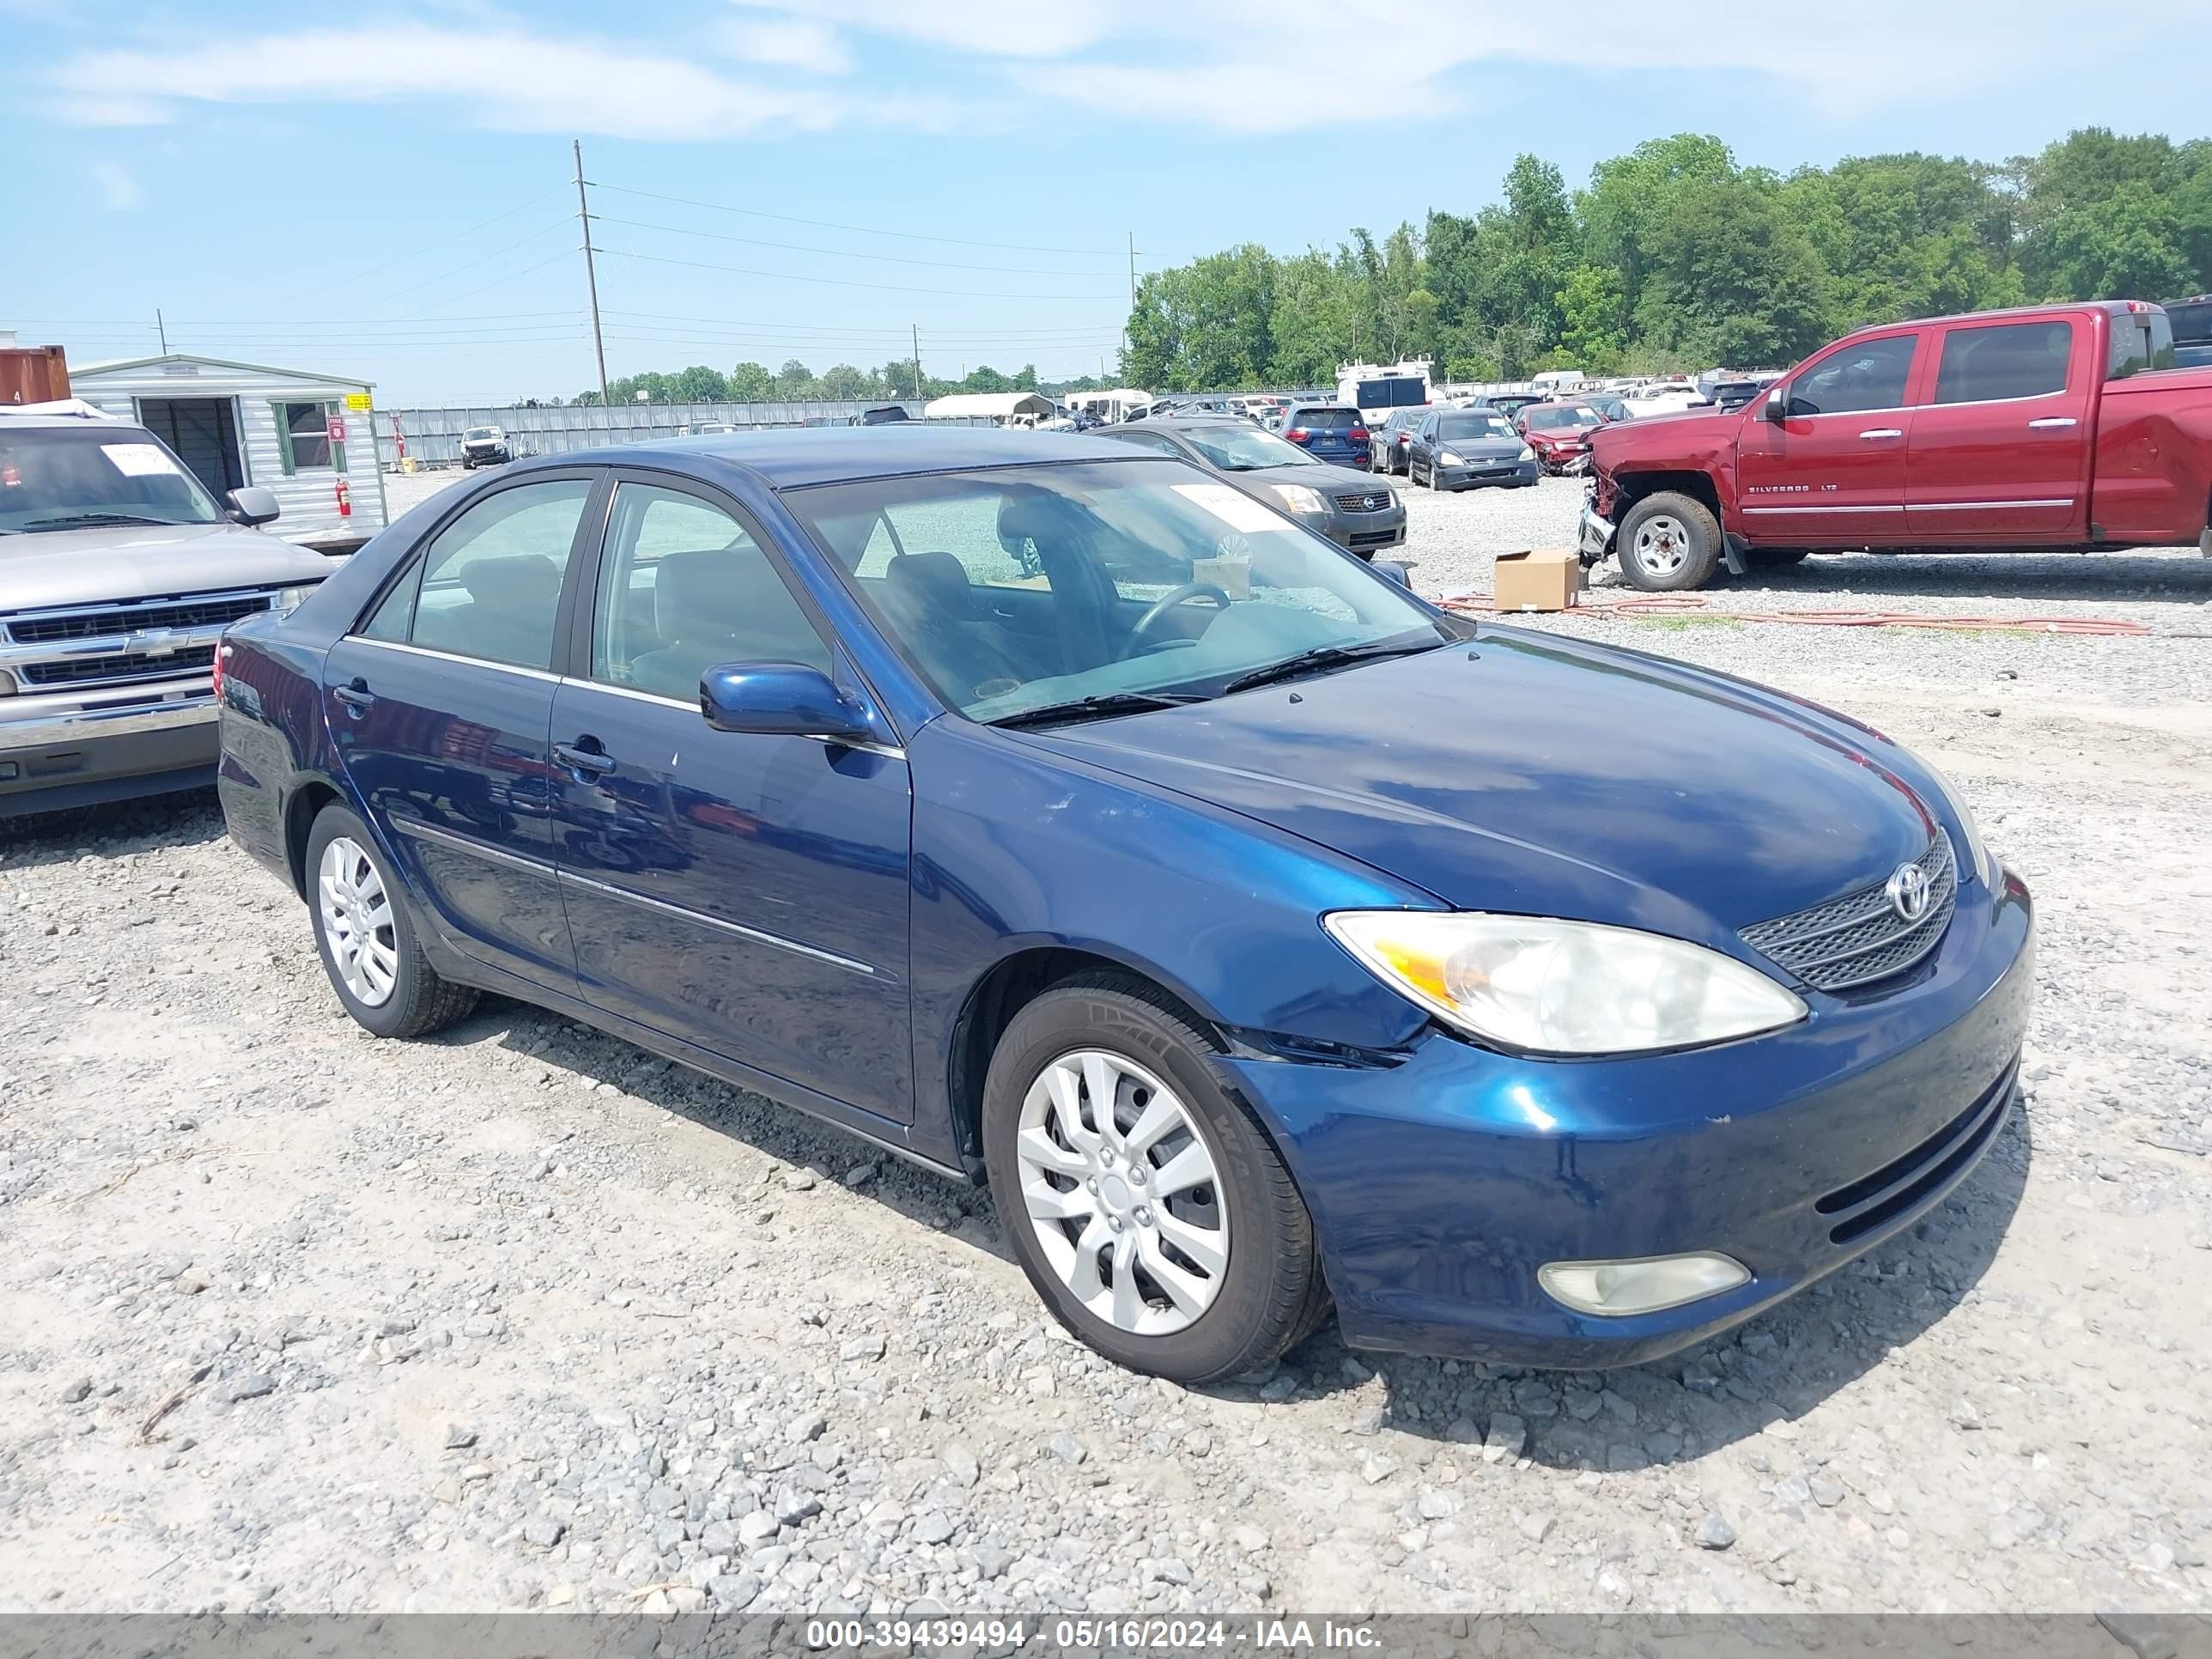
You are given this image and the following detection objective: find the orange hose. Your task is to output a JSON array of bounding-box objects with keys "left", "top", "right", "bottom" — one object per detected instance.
[{"left": 1438, "top": 592, "right": 2154, "bottom": 636}]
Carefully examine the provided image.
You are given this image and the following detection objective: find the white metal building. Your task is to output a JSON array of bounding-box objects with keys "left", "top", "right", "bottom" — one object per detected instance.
[
  {"left": 70, "top": 354, "right": 389, "bottom": 551},
  {"left": 922, "top": 391, "right": 1060, "bottom": 423}
]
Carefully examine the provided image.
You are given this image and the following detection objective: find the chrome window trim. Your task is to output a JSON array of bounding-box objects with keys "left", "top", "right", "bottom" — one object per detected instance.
[
  {"left": 556, "top": 868, "right": 878, "bottom": 976},
  {"left": 340, "top": 635, "right": 562, "bottom": 684},
  {"left": 1927, "top": 386, "right": 2073, "bottom": 410},
  {"left": 387, "top": 816, "right": 556, "bottom": 878},
  {"left": 1911, "top": 499, "right": 2075, "bottom": 511},
  {"left": 555, "top": 676, "right": 908, "bottom": 760}
]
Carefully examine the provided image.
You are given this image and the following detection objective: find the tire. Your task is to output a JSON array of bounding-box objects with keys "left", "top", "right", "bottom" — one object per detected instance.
[
  {"left": 304, "top": 803, "right": 478, "bottom": 1039},
  {"left": 1617, "top": 491, "right": 1723, "bottom": 592},
  {"left": 982, "top": 973, "right": 1327, "bottom": 1383}
]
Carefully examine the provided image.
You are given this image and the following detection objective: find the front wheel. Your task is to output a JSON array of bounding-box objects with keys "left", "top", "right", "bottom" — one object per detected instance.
[
  {"left": 982, "top": 975, "right": 1328, "bottom": 1382},
  {"left": 1617, "top": 491, "right": 1723, "bottom": 592}
]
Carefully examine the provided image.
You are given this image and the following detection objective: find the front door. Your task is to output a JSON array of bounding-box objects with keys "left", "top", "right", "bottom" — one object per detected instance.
[
  {"left": 1735, "top": 329, "right": 1921, "bottom": 544},
  {"left": 1905, "top": 315, "right": 2094, "bottom": 544},
  {"left": 325, "top": 473, "right": 599, "bottom": 989},
  {"left": 548, "top": 478, "right": 915, "bottom": 1124}
]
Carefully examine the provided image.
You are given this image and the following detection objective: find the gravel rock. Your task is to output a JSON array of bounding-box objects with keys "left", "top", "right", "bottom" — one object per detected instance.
[{"left": 1695, "top": 1513, "right": 1738, "bottom": 1551}]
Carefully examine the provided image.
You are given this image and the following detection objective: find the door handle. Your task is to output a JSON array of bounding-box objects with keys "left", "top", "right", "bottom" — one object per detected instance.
[
  {"left": 2027, "top": 416, "right": 2078, "bottom": 429},
  {"left": 553, "top": 739, "right": 616, "bottom": 779},
  {"left": 332, "top": 680, "right": 376, "bottom": 714},
  {"left": 1858, "top": 428, "right": 1904, "bottom": 440}
]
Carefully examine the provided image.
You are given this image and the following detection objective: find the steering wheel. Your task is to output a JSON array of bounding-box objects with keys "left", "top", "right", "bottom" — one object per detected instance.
[{"left": 1124, "top": 581, "right": 1232, "bottom": 659}]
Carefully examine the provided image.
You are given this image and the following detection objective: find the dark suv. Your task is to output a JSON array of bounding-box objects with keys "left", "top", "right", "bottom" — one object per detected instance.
[{"left": 1278, "top": 404, "right": 1371, "bottom": 469}]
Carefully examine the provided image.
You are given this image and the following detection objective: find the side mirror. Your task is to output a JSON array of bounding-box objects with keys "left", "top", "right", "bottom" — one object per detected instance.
[
  {"left": 1763, "top": 390, "right": 1789, "bottom": 423},
  {"left": 1371, "top": 558, "right": 1414, "bottom": 588},
  {"left": 700, "top": 662, "right": 875, "bottom": 744},
  {"left": 227, "top": 485, "right": 281, "bottom": 526}
]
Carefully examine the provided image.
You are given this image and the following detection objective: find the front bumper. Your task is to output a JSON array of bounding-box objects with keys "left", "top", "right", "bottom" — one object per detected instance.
[
  {"left": 1437, "top": 461, "right": 1539, "bottom": 490},
  {"left": 1226, "top": 873, "right": 2034, "bottom": 1367},
  {"left": 1309, "top": 510, "right": 1408, "bottom": 555},
  {"left": 1, "top": 695, "right": 220, "bottom": 817},
  {"left": 1578, "top": 498, "right": 1616, "bottom": 560}
]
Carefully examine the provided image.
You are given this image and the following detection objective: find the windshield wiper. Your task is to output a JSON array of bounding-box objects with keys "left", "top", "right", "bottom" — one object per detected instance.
[
  {"left": 1218, "top": 636, "right": 1445, "bottom": 696},
  {"left": 18, "top": 511, "right": 175, "bottom": 530},
  {"left": 988, "top": 691, "right": 1209, "bottom": 730}
]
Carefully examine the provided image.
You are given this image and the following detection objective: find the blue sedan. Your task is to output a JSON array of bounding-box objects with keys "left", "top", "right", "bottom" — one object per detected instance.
[{"left": 216, "top": 429, "right": 2033, "bottom": 1382}]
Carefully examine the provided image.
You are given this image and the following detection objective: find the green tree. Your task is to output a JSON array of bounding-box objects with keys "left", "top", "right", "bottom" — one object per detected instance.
[
  {"left": 1556, "top": 264, "right": 1628, "bottom": 371},
  {"left": 672, "top": 364, "right": 728, "bottom": 403},
  {"left": 1637, "top": 179, "right": 1832, "bottom": 366},
  {"left": 818, "top": 363, "right": 872, "bottom": 400},
  {"left": 961, "top": 364, "right": 1014, "bottom": 392},
  {"left": 727, "top": 362, "right": 774, "bottom": 400},
  {"left": 775, "top": 360, "right": 817, "bottom": 399}
]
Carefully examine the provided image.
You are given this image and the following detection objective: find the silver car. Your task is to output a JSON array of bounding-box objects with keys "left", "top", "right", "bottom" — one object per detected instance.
[
  {"left": 1098, "top": 418, "right": 1409, "bottom": 566},
  {"left": 0, "top": 412, "right": 333, "bottom": 817}
]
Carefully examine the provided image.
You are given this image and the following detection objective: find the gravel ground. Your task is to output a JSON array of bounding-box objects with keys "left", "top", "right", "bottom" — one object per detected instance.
[{"left": 2, "top": 466, "right": 2208, "bottom": 1619}]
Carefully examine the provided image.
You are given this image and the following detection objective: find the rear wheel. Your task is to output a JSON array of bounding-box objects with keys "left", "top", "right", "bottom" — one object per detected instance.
[
  {"left": 305, "top": 804, "right": 477, "bottom": 1039},
  {"left": 983, "top": 975, "right": 1327, "bottom": 1383},
  {"left": 1617, "top": 491, "right": 1723, "bottom": 591}
]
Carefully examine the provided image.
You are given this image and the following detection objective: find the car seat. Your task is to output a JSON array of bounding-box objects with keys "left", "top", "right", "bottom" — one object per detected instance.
[
  {"left": 626, "top": 547, "right": 825, "bottom": 701},
  {"left": 880, "top": 552, "right": 1031, "bottom": 701}
]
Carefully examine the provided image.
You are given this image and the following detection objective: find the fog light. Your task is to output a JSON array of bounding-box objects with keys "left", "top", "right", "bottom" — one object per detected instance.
[{"left": 1538, "top": 1252, "right": 1750, "bottom": 1316}]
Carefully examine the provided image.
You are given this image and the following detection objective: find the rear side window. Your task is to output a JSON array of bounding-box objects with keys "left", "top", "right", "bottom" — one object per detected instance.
[
  {"left": 1784, "top": 335, "right": 1917, "bottom": 416},
  {"left": 2109, "top": 310, "right": 2177, "bottom": 379},
  {"left": 362, "top": 478, "right": 592, "bottom": 672},
  {"left": 1934, "top": 321, "right": 2072, "bottom": 404}
]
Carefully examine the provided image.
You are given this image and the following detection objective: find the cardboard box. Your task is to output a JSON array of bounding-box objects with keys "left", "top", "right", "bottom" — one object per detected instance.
[{"left": 1492, "top": 548, "right": 1583, "bottom": 612}]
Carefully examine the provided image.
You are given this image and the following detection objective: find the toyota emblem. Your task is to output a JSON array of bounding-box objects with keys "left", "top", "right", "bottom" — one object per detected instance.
[{"left": 1886, "top": 861, "right": 1932, "bottom": 923}]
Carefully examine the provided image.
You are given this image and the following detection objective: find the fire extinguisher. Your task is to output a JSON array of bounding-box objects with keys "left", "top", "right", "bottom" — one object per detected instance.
[{"left": 335, "top": 478, "right": 353, "bottom": 518}]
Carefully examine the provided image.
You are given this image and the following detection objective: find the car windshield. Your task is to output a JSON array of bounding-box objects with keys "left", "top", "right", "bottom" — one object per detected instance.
[
  {"left": 1437, "top": 413, "right": 1516, "bottom": 440},
  {"left": 1524, "top": 405, "right": 1600, "bottom": 430},
  {"left": 0, "top": 425, "right": 223, "bottom": 532},
  {"left": 463, "top": 427, "right": 500, "bottom": 441},
  {"left": 1180, "top": 426, "right": 1317, "bottom": 471},
  {"left": 789, "top": 460, "right": 1447, "bottom": 724},
  {"left": 1290, "top": 408, "right": 1358, "bottom": 430}
]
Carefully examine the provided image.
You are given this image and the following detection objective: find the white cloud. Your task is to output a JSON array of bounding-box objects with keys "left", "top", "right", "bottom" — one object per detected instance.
[
  {"left": 90, "top": 161, "right": 141, "bottom": 210},
  {"left": 714, "top": 15, "right": 852, "bottom": 74},
  {"left": 46, "top": 22, "right": 951, "bottom": 141}
]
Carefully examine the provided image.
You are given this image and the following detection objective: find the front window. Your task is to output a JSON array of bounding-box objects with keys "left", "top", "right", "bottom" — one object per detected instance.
[
  {"left": 0, "top": 424, "right": 222, "bottom": 532},
  {"left": 1180, "top": 426, "right": 1318, "bottom": 471},
  {"left": 1783, "top": 335, "right": 1917, "bottom": 416},
  {"left": 1436, "top": 413, "right": 1516, "bottom": 441},
  {"left": 463, "top": 426, "right": 501, "bottom": 441},
  {"left": 1522, "top": 405, "right": 1600, "bottom": 430},
  {"left": 788, "top": 461, "right": 1447, "bottom": 724}
]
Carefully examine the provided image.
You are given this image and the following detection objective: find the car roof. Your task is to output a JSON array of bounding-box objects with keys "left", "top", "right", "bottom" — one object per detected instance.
[{"left": 554, "top": 425, "right": 1150, "bottom": 490}]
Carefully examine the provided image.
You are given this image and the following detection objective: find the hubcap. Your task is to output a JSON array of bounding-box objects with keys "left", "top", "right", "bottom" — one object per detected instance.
[
  {"left": 317, "top": 836, "right": 398, "bottom": 1007},
  {"left": 1633, "top": 514, "right": 1691, "bottom": 575},
  {"left": 1014, "top": 1048, "right": 1229, "bottom": 1335}
]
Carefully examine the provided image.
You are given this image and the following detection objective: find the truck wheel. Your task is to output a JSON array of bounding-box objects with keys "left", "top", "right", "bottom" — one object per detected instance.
[{"left": 1618, "top": 493, "right": 1722, "bottom": 591}]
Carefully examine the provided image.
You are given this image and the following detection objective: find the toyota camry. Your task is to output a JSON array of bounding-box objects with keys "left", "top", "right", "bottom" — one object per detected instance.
[{"left": 216, "top": 429, "right": 2033, "bottom": 1383}]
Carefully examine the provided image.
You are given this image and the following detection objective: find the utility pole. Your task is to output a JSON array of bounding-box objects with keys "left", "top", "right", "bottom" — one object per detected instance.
[
  {"left": 911, "top": 324, "right": 922, "bottom": 404},
  {"left": 155, "top": 308, "right": 168, "bottom": 353},
  {"left": 1124, "top": 231, "right": 1137, "bottom": 374},
  {"left": 574, "top": 139, "right": 610, "bottom": 407}
]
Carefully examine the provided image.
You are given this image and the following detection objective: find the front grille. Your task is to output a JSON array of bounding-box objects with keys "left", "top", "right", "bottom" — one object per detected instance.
[
  {"left": 1334, "top": 491, "right": 1394, "bottom": 514},
  {"left": 20, "top": 645, "right": 217, "bottom": 688},
  {"left": 1348, "top": 530, "right": 1401, "bottom": 550},
  {"left": 1741, "top": 834, "right": 1956, "bottom": 993},
  {"left": 4, "top": 592, "right": 271, "bottom": 646},
  {"left": 1815, "top": 1058, "right": 2016, "bottom": 1244}
]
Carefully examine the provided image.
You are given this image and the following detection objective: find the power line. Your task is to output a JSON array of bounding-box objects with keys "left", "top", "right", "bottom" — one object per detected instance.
[
  {"left": 594, "top": 246, "right": 1124, "bottom": 301},
  {"left": 355, "top": 217, "right": 577, "bottom": 313},
  {"left": 592, "top": 216, "right": 1122, "bottom": 277},
  {"left": 602, "top": 309, "right": 1122, "bottom": 337},
  {"left": 592, "top": 180, "right": 1125, "bottom": 257},
  {"left": 415, "top": 247, "right": 580, "bottom": 316},
  {"left": 343, "top": 185, "right": 573, "bottom": 285}
]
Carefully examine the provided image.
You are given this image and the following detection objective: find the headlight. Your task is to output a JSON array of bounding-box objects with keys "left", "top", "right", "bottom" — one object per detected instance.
[
  {"left": 1438, "top": 450, "right": 1464, "bottom": 466},
  {"left": 1272, "top": 483, "right": 1327, "bottom": 515},
  {"left": 1518, "top": 445, "right": 1537, "bottom": 463},
  {"left": 274, "top": 584, "right": 321, "bottom": 615},
  {"left": 1918, "top": 760, "right": 1996, "bottom": 887},
  {"left": 1324, "top": 910, "right": 1807, "bottom": 1055}
]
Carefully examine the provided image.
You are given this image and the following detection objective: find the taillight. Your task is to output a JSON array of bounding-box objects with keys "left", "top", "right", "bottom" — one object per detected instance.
[
  {"left": 1285, "top": 428, "right": 1308, "bottom": 441},
  {"left": 212, "top": 640, "right": 228, "bottom": 704},
  {"left": 1349, "top": 427, "right": 1370, "bottom": 442}
]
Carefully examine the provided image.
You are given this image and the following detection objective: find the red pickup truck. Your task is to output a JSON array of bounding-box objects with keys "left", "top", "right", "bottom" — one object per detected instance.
[{"left": 1579, "top": 300, "right": 2212, "bottom": 590}]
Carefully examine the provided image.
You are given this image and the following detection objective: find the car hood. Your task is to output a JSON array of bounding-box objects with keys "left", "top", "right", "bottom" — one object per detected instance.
[
  {"left": 1024, "top": 629, "right": 1936, "bottom": 940},
  {"left": 1525, "top": 424, "right": 1597, "bottom": 442},
  {"left": 1434, "top": 435, "right": 1525, "bottom": 459},
  {"left": 1231, "top": 462, "right": 1389, "bottom": 495},
  {"left": 0, "top": 520, "right": 335, "bottom": 614}
]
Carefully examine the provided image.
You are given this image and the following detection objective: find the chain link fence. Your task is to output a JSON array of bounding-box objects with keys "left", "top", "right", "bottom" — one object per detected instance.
[{"left": 374, "top": 400, "right": 933, "bottom": 469}]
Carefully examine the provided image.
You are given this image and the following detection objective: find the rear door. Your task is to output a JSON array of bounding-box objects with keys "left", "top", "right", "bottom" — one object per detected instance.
[
  {"left": 324, "top": 471, "right": 601, "bottom": 990},
  {"left": 1904, "top": 315, "right": 2094, "bottom": 543},
  {"left": 1735, "top": 329, "right": 1921, "bottom": 544},
  {"left": 548, "top": 475, "right": 915, "bottom": 1124}
]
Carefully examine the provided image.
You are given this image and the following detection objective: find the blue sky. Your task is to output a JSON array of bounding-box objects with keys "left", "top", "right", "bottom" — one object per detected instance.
[{"left": 5, "top": 0, "right": 2207, "bottom": 407}]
